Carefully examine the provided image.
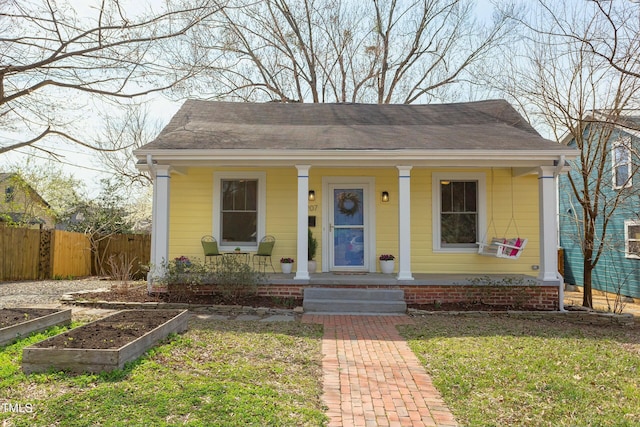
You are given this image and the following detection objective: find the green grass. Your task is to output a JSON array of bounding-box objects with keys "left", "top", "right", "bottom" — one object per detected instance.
[
  {"left": 400, "top": 315, "right": 640, "bottom": 427},
  {"left": 0, "top": 319, "right": 326, "bottom": 427},
  {"left": 5, "top": 313, "right": 638, "bottom": 427}
]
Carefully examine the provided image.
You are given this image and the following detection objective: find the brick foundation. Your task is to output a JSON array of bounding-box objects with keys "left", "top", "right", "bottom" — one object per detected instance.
[{"left": 156, "top": 283, "right": 560, "bottom": 311}]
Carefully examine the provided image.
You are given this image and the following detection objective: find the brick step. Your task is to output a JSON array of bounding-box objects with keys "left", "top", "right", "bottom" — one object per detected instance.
[{"left": 303, "top": 288, "right": 406, "bottom": 315}]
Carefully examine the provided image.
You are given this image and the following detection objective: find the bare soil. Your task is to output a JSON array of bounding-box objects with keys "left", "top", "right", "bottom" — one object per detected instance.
[
  {"left": 31, "top": 310, "right": 184, "bottom": 350},
  {"left": 0, "top": 308, "right": 61, "bottom": 328},
  {"left": 79, "top": 284, "right": 303, "bottom": 308},
  {"left": 407, "top": 302, "right": 540, "bottom": 311}
]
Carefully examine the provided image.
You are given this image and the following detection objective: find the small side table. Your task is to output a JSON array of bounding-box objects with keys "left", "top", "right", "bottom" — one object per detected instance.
[{"left": 223, "top": 251, "right": 250, "bottom": 264}]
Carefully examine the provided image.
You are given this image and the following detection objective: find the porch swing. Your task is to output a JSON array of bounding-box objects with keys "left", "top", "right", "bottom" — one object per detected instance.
[{"left": 476, "top": 169, "right": 528, "bottom": 259}]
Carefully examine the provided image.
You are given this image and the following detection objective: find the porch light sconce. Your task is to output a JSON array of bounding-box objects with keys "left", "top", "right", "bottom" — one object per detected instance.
[
  {"left": 308, "top": 190, "right": 316, "bottom": 201},
  {"left": 381, "top": 191, "right": 390, "bottom": 203}
]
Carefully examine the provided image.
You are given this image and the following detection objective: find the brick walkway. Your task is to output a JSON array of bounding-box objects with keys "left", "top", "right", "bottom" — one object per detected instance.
[{"left": 302, "top": 315, "right": 458, "bottom": 427}]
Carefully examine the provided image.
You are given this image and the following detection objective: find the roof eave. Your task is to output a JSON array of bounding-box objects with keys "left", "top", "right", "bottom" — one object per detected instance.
[{"left": 135, "top": 148, "right": 578, "bottom": 169}]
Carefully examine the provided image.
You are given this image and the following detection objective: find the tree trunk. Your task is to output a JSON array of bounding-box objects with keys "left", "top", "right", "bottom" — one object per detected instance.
[{"left": 582, "top": 258, "right": 593, "bottom": 308}]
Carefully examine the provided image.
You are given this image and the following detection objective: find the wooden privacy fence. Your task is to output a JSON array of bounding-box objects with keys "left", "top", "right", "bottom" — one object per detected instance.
[
  {"left": 0, "top": 227, "right": 150, "bottom": 281},
  {"left": 0, "top": 227, "right": 41, "bottom": 281},
  {"left": 94, "top": 234, "right": 152, "bottom": 280},
  {"left": 49, "top": 230, "right": 92, "bottom": 279}
]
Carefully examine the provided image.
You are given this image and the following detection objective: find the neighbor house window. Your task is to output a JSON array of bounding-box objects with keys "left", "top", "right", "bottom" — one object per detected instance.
[
  {"left": 432, "top": 172, "right": 486, "bottom": 252},
  {"left": 5, "top": 186, "right": 14, "bottom": 202},
  {"left": 213, "top": 172, "right": 266, "bottom": 250},
  {"left": 625, "top": 220, "right": 640, "bottom": 259},
  {"left": 613, "top": 138, "right": 632, "bottom": 189}
]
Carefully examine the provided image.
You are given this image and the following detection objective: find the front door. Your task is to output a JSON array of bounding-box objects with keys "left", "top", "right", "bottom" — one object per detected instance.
[{"left": 329, "top": 185, "right": 369, "bottom": 271}]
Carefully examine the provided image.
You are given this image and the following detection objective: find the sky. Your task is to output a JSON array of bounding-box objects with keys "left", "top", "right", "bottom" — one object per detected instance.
[
  {"left": 1, "top": 0, "right": 182, "bottom": 198},
  {"left": 0, "top": 0, "right": 526, "bottom": 199}
]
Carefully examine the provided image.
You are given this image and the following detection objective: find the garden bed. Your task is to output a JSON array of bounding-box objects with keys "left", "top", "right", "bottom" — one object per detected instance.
[
  {"left": 22, "top": 309, "right": 188, "bottom": 373},
  {"left": 0, "top": 308, "right": 72, "bottom": 347}
]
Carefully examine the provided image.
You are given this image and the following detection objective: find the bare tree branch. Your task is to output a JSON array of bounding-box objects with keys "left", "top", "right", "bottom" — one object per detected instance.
[
  {"left": 494, "top": 0, "right": 640, "bottom": 308},
  {"left": 185, "top": 0, "right": 513, "bottom": 104},
  {"left": 0, "top": 0, "right": 225, "bottom": 154}
]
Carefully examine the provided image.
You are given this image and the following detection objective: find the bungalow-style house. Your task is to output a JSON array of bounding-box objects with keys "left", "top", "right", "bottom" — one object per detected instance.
[
  {"left": 135, "top": 100, "right": 578, "bottom": 310},
  {"left": 559, "top": 112, "right": 640, "bottom": 299},
  {"left": 0, "top": 173, "right": 54, "bottom": 229}
]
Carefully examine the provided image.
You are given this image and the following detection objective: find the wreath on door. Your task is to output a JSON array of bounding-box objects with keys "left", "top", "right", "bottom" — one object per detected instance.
[{"left": 337, "top": 192, "right": 360, "bottom": 216}]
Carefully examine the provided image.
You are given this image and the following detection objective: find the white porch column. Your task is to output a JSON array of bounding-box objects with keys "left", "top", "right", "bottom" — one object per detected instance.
[
  {"left": 295, "top": 165, "right": 311, "bottom": 280},
  {"left": 150, "top": 165, "right": 171, "bottom": 286},
  {"left": 538, "top": 166, "right": 561, "bottom": 286},
  {"left": 397, "top": 166, "right": 414, "bottom": 280}
]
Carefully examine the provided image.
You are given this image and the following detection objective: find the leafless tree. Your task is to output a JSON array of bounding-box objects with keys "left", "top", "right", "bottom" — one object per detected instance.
[
  {"left": 95, "top": 103, "right": 163, "bottom": 188},
  {"left": 493, "top": 0, "right": 640, "bottom": 308},
  {"left": 567, "top": 0, "right": 640, "bottom": 81},
  {"left": 185, "top": 0, "right": 517, "bottom": 103},
  {"left": 0, "top": 0, "right": 224, "bottom": 156}
]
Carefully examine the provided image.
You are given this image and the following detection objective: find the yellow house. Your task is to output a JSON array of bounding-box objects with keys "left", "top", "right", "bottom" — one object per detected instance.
[
  {"left": 135, "top": 100, "right": 578, "bottom": 310},
  {"left": 0, "top": 173, "right": 54, "bottom": 229}
]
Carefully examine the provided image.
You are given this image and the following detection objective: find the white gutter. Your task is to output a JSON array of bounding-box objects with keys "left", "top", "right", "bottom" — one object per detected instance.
[
  {"left": 555, "top": 155, "right": 567, "bottom": 312},
  {"left": 554, "top": 155, "right": 566, "bottom": 177},
  {"left": 146, "top": 154, "right": 156, "bottom": 176},
  {"left": 133, "top": 149, "right": 580, "bottom": 171}
]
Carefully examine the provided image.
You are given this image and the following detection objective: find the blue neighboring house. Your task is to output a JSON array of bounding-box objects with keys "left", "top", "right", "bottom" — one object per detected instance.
[{"left": 559, "top": 112, "right": 640, "bottom": 299}]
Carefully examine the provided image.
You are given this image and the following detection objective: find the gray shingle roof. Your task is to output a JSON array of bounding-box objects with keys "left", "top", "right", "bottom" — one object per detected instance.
[{"left": 140, "top": 99, "right": 567, "bottom": 152}]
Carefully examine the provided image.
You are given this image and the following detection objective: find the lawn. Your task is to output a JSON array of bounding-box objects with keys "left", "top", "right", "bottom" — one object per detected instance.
[
  {"left": 400, "top": 315, "right": 640, "bottom": 427},
  {"left": 3, "top": 313, "right": 639, "bottom": 427},
  {"left": 0, "top": 318, "right": 327, "bottom": 427}
]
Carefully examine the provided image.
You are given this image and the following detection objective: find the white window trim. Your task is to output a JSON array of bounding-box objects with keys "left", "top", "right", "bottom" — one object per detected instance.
[
  {"left": 624, "top": 219, "right": 640, "bottom": 260},
  {"left": 612, "top": 137, "right": 632, "bottom": 190},
  {"left": 213, "top": 171, "right": 266, "bottom": 252},
  {"left": 432, "top": 172, "right": 486, "bottom": 253}
]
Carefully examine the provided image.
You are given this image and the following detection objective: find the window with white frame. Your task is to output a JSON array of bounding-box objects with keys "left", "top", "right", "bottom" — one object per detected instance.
[
  {"left": 213, "top": 172, "right": 266, "bottom": 250},
  {"left": 432, "top": 172, "right": 486, "bottom": 251},
  {"left": 625, "top": 220, "right": 640, "bottom": 259},
  {"left": 612, "top": 137, "right": 632, "bottom": 189}
]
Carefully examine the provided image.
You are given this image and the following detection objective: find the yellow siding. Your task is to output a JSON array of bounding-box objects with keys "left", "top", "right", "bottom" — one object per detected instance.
[
  {"left": 169, "top": 169, "right": 214, "bottom": 261},
  {"left": 169, "top": 166, "right": 540, "bottom": 275},
  {"left": 266, "top": 168, "right": 299, "bottom": 265},
  {"left": 419, "top": 168, "right": 540, "bottom": 274}
]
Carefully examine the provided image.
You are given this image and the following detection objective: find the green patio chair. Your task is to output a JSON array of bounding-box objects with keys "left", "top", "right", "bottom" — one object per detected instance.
[
  {"left": 201, "top": 235, "right": 223, "bottom": 265},
  {"left": 252, "top": 235, "right": 276, "bottom": 272}
]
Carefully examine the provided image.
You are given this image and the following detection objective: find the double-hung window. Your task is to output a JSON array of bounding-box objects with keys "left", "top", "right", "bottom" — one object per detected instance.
[
  {"left": 214, "top": 172, "right": 266, "bottom": 251},
  {"left": 432, "top": 172, "right": 486, "bottom": 252},
  {"left": 613, "top": 138, "right": 632, "bottom": 189},
  {"left": 625, "top": 220, "right": 640, "bottom": 259}
]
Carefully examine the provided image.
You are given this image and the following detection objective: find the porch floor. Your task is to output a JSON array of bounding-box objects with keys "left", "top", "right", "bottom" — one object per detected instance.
[{"left": 264, "top": 272, "right": 541, "bottom": 286}]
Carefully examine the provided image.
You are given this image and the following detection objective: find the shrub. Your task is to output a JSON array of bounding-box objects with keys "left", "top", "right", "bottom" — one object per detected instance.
[
  {"left": 156, "top": 255, "right": 266, "bottom": 304},
  {"left": 213, "top": 255, "right": 267, "bottom": 303},
  {"left": 158, "top": 256, "right": 211, "bottom": 286}
]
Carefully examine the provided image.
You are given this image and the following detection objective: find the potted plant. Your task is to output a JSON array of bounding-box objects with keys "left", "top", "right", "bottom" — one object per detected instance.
[
  {"left": 234, "top": 246, "right": 241, "bottom": 253},
  {"left": 308, "top": 228, "right": 318, "bottom": 273},
  {"left": 379, "top": 254, "right": 395, "bottom": 274},
  {"left": 280, "top": 257, "right": 294, "bottom": 274}
]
